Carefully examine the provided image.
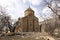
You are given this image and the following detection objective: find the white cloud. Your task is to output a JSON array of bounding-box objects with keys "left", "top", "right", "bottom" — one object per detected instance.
[
  {"left": 42, "top": 7, "right": 51, "bottom": 13},
  {"left": 0, "top": 0, "right": 26, "bottom": 19},
  {"left": 23, "top": 0, "right": 41, "bottom": 5},
  {"left": 28, "top": 0, "right": 41, "bottom": 5},
  {"left": 42, "top": 7, "right": 53, "bottom": 19},
  {"left": 23, "top": 0, "right": 27, "bottom": 3}
]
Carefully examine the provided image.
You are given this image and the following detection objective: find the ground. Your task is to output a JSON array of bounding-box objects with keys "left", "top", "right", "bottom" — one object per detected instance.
[{"left": 0, "top": 32, "right": 56, "bottom": 40}]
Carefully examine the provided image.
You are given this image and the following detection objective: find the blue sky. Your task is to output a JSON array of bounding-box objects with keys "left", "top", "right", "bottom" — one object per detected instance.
[{"left": 0, "top": 0, "right": 53, "bottom": 21}]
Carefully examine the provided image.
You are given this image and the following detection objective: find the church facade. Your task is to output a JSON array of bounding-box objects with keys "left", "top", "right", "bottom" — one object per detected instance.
[{"left": 15, "top": 7, "right": 40, "bottom": 32}]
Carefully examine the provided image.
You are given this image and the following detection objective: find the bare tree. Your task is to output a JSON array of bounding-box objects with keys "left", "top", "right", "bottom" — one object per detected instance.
[
  {"left": 0, "top": 5, "right": 13, "bottom": 33},
  {"left": 44, "top": 0, "right": 60, "bottom": 17},
  {"left": 43, "top": 0, "right": 60, "bottom": 37}
]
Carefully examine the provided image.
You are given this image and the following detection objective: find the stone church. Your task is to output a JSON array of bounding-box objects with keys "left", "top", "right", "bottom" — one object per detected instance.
[{"left": 15, "top": 7, "right": 40, "bottom": 32}]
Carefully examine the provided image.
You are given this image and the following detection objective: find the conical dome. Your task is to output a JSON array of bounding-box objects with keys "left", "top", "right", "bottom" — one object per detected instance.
[
  {"left": 24, "top": 7, "right": 34, "bottom": 16},
  {"left": 25, "top": 7, "right": 34, "bottom": 12}
]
